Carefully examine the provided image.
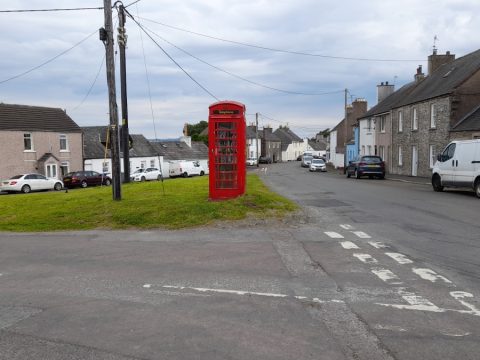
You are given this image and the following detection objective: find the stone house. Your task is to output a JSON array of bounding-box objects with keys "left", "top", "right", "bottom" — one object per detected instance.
[
  {"left": 450, "top": 105, "right": 480, "bottom": 140},
  {"left": 273, "top": 127, "right": 305, "bottom": 161},
  {"left": 0, "top": 103, "right": 83, "bottom": 180},
  {"left": 261, "top": 127, "right": 281, "bottom": 162},
  {"left": 391, "top": 49, "right": 480, "bottom": 177}
]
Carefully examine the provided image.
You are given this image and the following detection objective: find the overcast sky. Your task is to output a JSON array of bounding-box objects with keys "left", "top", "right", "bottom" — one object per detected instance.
[{"left": 1, "top": 0, "right": 479, "bottom": 139}]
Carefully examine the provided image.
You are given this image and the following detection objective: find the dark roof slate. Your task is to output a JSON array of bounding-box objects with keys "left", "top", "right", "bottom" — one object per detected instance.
[
  {"left": 451, "top": 104, "right": 480, "bottom": 132},
  {"left": 395, "top": 49, "right": 480, "bottom": 108},
  {"left": 360, "top": 82, "right": 417, "bottom": 119},
  {"left": 274, "top": 127, "right": 303, "bottom": 151},
  {"left": 0, "top": 103, "right": 81, "bottom": 132},
  {"left": 262, "top": 129, "right": 281, "bottom": 142},
  {"left": 150, "top": 141, "right": 208, "bottom": 160},
  {"left": 82, "top": 126, "right": 157, "bottom": 159},
  {"left": 308, "top": 140, "right": 327, "bottom": 151}
]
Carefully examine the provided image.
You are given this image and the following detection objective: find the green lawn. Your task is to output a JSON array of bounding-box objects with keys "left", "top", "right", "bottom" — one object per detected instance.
[{"left": 0, "top": 174, "right": 297, "bottom": 232}]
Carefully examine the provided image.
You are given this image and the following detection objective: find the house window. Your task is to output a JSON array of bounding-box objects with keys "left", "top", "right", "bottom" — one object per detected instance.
[
  {"left": 380, "top": 115, "right": 386, "bottom": 133},
  {"left": 367, "top": 145, "right": 372, "bottom": 155},
  {"left": 60, "top": 161, "right": 69, "bottom": 176},
  {"left": 102, "top": 161, "right": 109, "bottom": 173},
  {"left": 150, "top": 159, "right": 155, "bottom": 167},
  {"left": 141, "top": 161, "right": 146, "bottom": 169},
  {"left": 429, "top": 145, "right": 435, "bottom": 168},
  {"left": 361, "top": 145, "right": 365, "bottom": 155},
  {"left": 59, "top": 134, "right": 68, "bottom": 151},
  {"left": 398, "top": 146, "right": 403, "bottom": 166},
  {"left": 379, "top": 146, "right": 385, "bottom": 160},
  {"left": 24, "top": 133, "right": 33, "bottom": 151},
  {"left": 366, "top": 118, "right": 372, "bottom": 131},
  {"left": 430, "top": 104, "right": 436, "bottom": 128},
  {"left": 398, "top": 111, "right": 403, "bottom": 132},
  {"left": 412, "top": 108, "right": 418, "bottom": 130}
]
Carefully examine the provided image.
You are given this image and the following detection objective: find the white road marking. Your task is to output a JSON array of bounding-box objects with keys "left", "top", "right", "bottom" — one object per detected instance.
[
  {"left": 377, "top": 290, "right": 444, "bottom": 313},
  {"left": 340, "top": 241, "right": 360, "bottom": 249},
  {"left": 371, "top": 268, "right": 402, "bottom": 284},
  {"left": 441, "top": 332, "right": 471, "bottom": 337},
  {"left": 325, "top": 231, "right": 344, "bottom": 239},
  {"left": 145, "top": 285, "right": 345, "bottom": 304},
  {"left": 385, "top": 252, "right": 413, "bottom": 265},
  {"left": 353, "top": 253, "right": 378, "bottom": 264},
  {"left": 368, "top": 241, "right": 388, "bottom": 249},
  {"left": 374, "top": 325, "right": 407, "bottom": 332},
  {"left": 352, "top": 231, "right": 371, "bottom": 239},
  {"left": 412, "top": 268, "right": 452, "bottom": 284},
  {"left": 450, "top": 292, "right": 480, "bottom": 316},
  {"left": 340, "top": 224, "right": 353, "bottom": 230}
]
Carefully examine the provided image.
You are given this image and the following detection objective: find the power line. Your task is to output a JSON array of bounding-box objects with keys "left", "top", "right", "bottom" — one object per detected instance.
[
  {"left": 125, "top": 10, "right": 219, "bottom": 101},
  {"left": 70, "top": 55, "right": 106, "bottom": 111},
  {"left": 0, "top": 30, "right": 98, "bottom": 85},
  {"left": 138, "top": 16, "right": 425, "bottom": 62},
  {"left": 0, "top": 7, "right": 103, "bottom": 13},
  {"left": 138, "top": 23, "right": 344, "bottom": 97}
]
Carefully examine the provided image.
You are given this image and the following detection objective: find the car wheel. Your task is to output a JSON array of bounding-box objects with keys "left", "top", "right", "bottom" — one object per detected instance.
[
  {"left": 141, "top": 176, "right": 146, "bottom": 182},
  {"left": 200, "top": 171, "right": 205, "bottom": 176},
  {"left": 104, "top": 178, "right": 111, "bottom": 186},
  {"left": 368, "top": 175, "right": 373, "bottom": 179},
  {"left": 157, "top": 175, "right": 162, "bottom": 181},
  {"left": 378, "top": 174, "right": 385, "bottom": 180},
  {"left": 346, "top": 170, "right": 351, "bottom": 178},
  {"left": 182, "top": 172, "right": 188, "bottom": 178},
  {"left": 355, "top": 169, "right": 361, "bottom": 179},
  {"left": 21, "top": 185, "right": 31, "bottom": 194},
  {"left": 432, "top": 174, "right": 444, "bottom": 192},
  {"left": 474, "top": 178, "right": 480, "bottom": 198},
  {"left": 54, "top": 182, "right": 62, "bottom": 191},
  {"left": 81, "top": 180, "right": 88, "bottom": 188}
]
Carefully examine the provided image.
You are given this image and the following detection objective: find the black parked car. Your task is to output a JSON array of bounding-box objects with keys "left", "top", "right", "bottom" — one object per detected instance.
[
  {"left": 258, "top": 156, "right": 273, "bottom": 164},
  {"left": 346, "top": 155, "right": 385, "bottom": 179},
  {"left": 63, "top": 171, "right": 112, "bottom": 188}
]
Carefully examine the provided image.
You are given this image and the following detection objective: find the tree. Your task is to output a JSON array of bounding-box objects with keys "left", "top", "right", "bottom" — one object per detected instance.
[{"left": 186, "top": 121, "right": 208, "bottom": 144}]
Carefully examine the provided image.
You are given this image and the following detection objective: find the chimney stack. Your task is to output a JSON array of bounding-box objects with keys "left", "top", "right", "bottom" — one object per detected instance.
[
  {"left": 414, "top": 65, "right": 425, "bottom": 83},
  {"left": 377, "top": 81, "right": 395, "bottom": 104},
  {"left": 428, "top": 50, "right": 455, "bottom": 74}
]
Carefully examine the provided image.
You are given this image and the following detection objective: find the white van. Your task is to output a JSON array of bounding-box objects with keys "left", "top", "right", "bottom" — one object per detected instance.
[
  {"left": 169, "top": 161, "right": 205, "bottom": 178},
  {"left": 432, "top": 139, "right": 480, "bottom": 198}
]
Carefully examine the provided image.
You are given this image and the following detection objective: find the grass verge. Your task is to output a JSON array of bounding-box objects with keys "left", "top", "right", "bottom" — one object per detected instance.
[{"left": 0, "top": 174, "right": 297, "bottom": 232}]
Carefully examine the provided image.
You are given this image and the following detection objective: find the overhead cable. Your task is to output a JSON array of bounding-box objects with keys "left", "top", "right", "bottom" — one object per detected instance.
[
  {"left": 125, "top": 10, "right": 219, "bottom": 101},
  {"left": 139, "top": 23, "right": 344, "bottom": 97},
  {"left": 138, "top": 16, "right": 425, "bottom": 62},
  {"left": 0, "top": 30, "right": 98, "bottom": 85},
  {"left": 0, "top": 7, "right": 103, "bottom": 13},
  {"left": 70, "top": 54, "right": 106, "bottom": 111}
]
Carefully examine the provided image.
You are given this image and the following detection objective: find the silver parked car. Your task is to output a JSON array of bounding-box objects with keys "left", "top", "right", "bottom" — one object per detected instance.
[
  {"left": 0, "top": 174, "right": 63, "bottom": 193},
  {"left": 309, "top": 158, "right": 327, "bottom": 172}
]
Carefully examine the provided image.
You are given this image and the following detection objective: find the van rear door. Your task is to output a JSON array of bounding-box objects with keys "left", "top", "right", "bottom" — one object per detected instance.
[{"left": 454, "top": 142, "right": 476, "bottom": 187}]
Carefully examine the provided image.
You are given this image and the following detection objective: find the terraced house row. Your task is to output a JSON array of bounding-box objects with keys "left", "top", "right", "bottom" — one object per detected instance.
[{"left": 329, "top": 48, "right": 480, "bottom": 177}]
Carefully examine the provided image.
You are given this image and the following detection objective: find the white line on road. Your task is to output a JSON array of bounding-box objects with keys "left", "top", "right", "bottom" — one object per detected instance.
[
  {"left": 340, "top": 241, "right": 360, "bottom": 249},
  {"left": 368, "top": 241, "right": 388, "bottom": 249},
  {"left": 352, "top": 231, "right": 371, "bottom": 239},
  {"left": 353, "top": 253, "right": 378, "bottom": 264},
  {"left": 412, "top": 268, "right": 452, "bottom": 284},
  {"left": 145, "top": 285, "right": 345, "bottom": 304},
  {"left": 371, "top": 268, "right": 402, "bottom": 284},
  {"left": 340, "top": 224, "right": 354, "bottom": 230},
  {"left": 385, "top": 253, "right": 413, "bottom": 265},
  {"left": 325, "top": 231, "right": 344, "bottom": 239},
  {"left": 450, "top": 292, "right": 480, "bottom": 316}
]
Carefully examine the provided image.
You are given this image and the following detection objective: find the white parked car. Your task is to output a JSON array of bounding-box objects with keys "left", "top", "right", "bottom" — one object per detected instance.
[
  {"left": 0, "top": 173, "right": 63, "bottom": 193},
  {"left": 169, "top": 161, "right": 205, "bottom": 178},
  {"left": 130, "top": 167, "right": 162, "bottom": 182},
  {"left": 309, "top": 158, "right": 327, "bottom": 172},
  {"left": 246, "top": 157, "right": 258, "bottom": 166},
  {"left": 432, "top": 139, "right": 480, "bottom": 198}
]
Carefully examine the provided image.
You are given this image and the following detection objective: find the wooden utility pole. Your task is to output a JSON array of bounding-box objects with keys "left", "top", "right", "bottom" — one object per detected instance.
[
  {"left": 255, "top": 112, "right": 259, "bottom": 167},
  {"left": 118, "top": 3, "right": 130, "bottom": 182},
  {"left": 102, "top": 0, "right": 122, "bottom": 200}
]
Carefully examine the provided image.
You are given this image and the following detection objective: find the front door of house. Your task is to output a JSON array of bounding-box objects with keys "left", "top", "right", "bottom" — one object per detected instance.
[
  {"left": 411, "top": 146, "right": 418, "bottom": 177},
  {"left": 46, "top": 164, "right": 58, "bottom": 179}
]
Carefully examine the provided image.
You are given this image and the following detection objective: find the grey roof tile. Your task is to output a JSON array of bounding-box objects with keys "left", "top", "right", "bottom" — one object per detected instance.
[
  {"left": 451, "top": 104, "right": 480, "bottom": 132},
  {"left": 0, "top": 103, "right": 81, "bottom": 132}
]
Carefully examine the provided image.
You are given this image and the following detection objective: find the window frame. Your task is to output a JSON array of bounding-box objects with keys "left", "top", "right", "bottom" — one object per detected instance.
[
  {"left": 398, "top": 146, "right": 403, "bottom": 166},
  {"left": 59, "top": 134, "right": 69, "bottom": 151},
  {"left": 430, "top": 104, "right": 436, "bottom": 129},
  {"left": 24, "top": 133, "right": 34, "bottom": 151},
  {"left": 398, "top": 111, "right": 403, "bottom": 132},
  {"left": 412, "top": 107, "right": 418, "bottom": 130}
]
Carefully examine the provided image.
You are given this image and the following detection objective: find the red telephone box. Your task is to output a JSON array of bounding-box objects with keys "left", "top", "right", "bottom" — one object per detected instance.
[{"left": 208, "top": 101, "right": 246, "bottom": 200}]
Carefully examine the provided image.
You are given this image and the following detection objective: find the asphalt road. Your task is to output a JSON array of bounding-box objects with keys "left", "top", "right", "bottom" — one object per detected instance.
[{"left": 0, "top": 162, "right": 478, "bottom": 359}]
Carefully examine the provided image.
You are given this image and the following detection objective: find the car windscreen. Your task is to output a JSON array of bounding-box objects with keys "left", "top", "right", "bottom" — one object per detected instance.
[
  {"left": 312, "top": 159, "right": 325, "bottom": 164},
  {"left": 362, "top": 156, "right": 382, "bottom": 163},
  {"left": 303, "top": 156, "right": 313, "bottom": 161}
]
